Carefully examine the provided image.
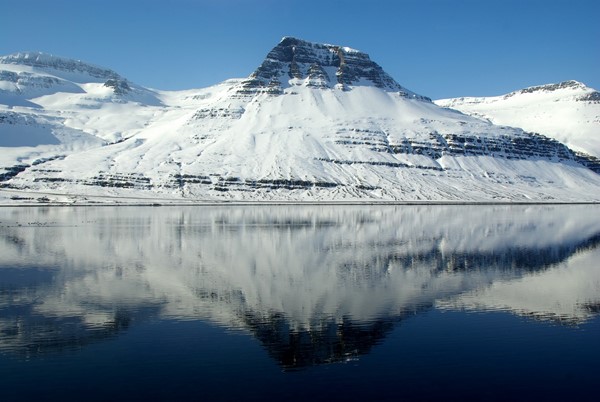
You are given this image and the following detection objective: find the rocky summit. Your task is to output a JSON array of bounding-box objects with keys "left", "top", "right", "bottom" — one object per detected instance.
[
  {"left": 237, "top": 37, "right": 429, "bottom": 100},
  {"left": 1, "top": 38, "right": 600, "bottom": 204}
]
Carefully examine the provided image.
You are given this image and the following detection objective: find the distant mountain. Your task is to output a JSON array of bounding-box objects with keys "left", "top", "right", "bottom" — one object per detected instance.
[
  {"left": 1, "top": 39, "right": 600, "bottom": 203},
  {"left": 435, "top": 80, "right": 600, "bottom": 157}
]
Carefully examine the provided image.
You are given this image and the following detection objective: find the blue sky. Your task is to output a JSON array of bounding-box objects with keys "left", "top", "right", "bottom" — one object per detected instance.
[{"left": 2, "top": 0, "right": 599, "bottom": 99}]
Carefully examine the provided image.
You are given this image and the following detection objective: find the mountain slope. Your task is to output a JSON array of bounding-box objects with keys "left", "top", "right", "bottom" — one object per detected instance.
[
  {"left": 435, "top": 80, "right": 600, "bottom": 157},
  {"left": 0, "top": 51, "right": 164, "bottom": 146},
  {"left": 1, "top": 40, "right": 600, "bottom": 203}
]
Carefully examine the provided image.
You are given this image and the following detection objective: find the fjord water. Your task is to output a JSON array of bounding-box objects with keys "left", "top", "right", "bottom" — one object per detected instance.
[{"left": 1, "top": 205, "right": 599, "bottom": 401}]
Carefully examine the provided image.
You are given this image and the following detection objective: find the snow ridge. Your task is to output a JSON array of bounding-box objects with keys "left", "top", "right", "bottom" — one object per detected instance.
[
  {"left": 0, "top": 51, "right": 121, "bottom": 81},
  {"left": 516, "top": 80, "right": 587, "bottom": 94},
  {"left": 435, "top": 80, "right": 600, "bottom": 158}
]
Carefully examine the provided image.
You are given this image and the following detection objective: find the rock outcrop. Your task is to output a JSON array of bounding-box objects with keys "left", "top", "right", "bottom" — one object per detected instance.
[
  {"left": 236, "top": 37, "right": 430, "bottom": 100},
  {"left": 0, "top": 51, "right": 121, "bottom": 81}
]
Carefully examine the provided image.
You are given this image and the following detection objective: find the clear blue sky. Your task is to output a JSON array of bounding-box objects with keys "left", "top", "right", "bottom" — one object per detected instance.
[{"left": 2, "top": 0, "right": 599, "bottom": 99}]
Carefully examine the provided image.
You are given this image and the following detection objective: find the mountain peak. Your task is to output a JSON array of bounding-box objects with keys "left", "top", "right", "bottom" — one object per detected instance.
[
  {"left": 0, "top": 51, "right": 121, "bottom": 81},
  {"left": 518, "top": 80, "right": 588, "bottom": 94},
  {"left": 236, "top": 37, "right": 427, "bottom": 99},
  {"left": 278, "top": 36, "right": 362, "bottom": 54}
]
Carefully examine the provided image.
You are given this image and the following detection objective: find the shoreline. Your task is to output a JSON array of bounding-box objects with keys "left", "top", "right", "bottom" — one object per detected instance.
[
  {"left": 1, "top": 200, "right": 599, "bottom": 207},
  {"left": 2, "top": 189, "right": 599, "bottom": 207}
]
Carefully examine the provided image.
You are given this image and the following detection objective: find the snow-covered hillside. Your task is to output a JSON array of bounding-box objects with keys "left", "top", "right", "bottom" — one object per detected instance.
[
  {"left": 1, "top": 39, "right": 600, "bottom": 203},
  {"left": 435, "top": 81, "right": 600, "bottom": 157}
]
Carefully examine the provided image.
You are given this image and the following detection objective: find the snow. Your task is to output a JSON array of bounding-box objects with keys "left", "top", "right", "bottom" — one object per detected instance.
[
  {"left": 0, "top": 51, "right": 120, "bottom": 83},
  {"left": 435, "top": 81, "right": 600, "bottom": 157},
  {"left": 1, "top": 45, "right": 600, "bottom": 204}
]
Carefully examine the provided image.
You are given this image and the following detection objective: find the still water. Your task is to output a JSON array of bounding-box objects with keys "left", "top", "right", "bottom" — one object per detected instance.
[{"left": 0, "top": 205, "right": 599, "bottom": 401}]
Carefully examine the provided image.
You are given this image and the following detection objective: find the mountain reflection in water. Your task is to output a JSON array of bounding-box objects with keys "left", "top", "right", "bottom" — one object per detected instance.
[{"left": 0, "top": 205, "right": 599, "bottom": 369}]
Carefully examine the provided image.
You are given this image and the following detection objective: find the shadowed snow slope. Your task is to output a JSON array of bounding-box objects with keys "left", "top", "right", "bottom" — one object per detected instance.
[{"left": 1, "top": 40, "right": 600, "bottom": 203}]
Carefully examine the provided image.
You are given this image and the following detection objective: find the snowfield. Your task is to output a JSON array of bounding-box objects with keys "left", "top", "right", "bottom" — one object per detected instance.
[
  {"left": 436, "top": 80, "right": 600, "bottom": 157},
  {"left": 1, "top": 39, "right": 600, "bottom": 204}
]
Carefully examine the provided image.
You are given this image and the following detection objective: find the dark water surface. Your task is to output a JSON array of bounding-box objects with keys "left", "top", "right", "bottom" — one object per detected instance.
[{"left": 0, "top": 205, "right": 599, "bottom": 401}]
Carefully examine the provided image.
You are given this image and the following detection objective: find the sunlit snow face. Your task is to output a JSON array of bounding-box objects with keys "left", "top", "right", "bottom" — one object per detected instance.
[{"left": 434, "top": 80, "right": 600, "bottom": 158}]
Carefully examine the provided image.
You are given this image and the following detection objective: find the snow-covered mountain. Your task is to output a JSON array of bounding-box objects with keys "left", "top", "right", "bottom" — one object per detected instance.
[
  {"left": 435, "top": 80, "right": 600, "bottom": 157},
  {"left": 1, "top": 38, "right": 600, "bottom": 203}
]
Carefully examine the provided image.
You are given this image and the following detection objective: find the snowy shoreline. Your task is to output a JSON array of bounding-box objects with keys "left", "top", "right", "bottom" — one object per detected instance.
[
  {"left": 1, "top": 199, "right": 598, "bottom": 207},
  {"left": 3, "top": 188, "right": 598, "bottom": 207}
]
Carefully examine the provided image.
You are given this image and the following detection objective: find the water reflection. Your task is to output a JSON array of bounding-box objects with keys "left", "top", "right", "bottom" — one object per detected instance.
[{"left": 0, "top": 205, "right": 599, "bottom": 368}]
